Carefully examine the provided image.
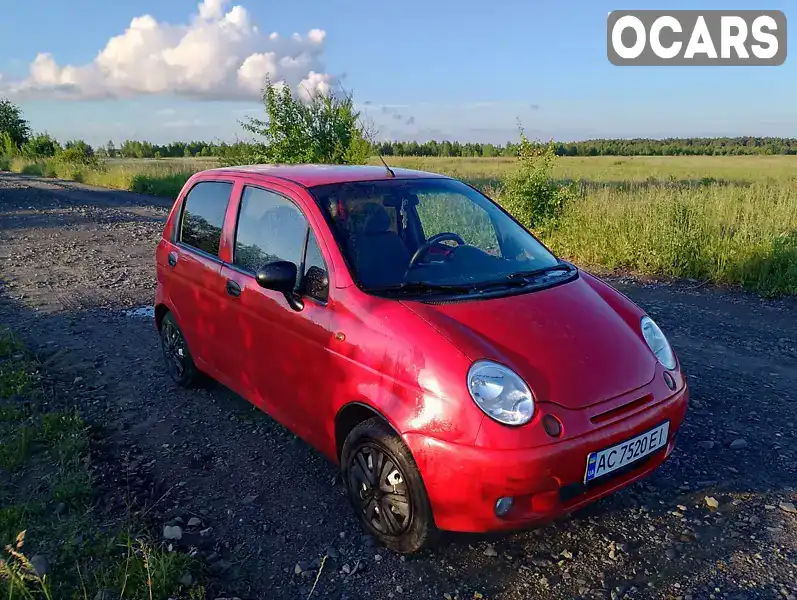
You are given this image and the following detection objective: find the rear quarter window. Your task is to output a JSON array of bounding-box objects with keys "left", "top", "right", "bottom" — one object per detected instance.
[{"left": 178, "top": 181, "right": 233, "bottom": 256}]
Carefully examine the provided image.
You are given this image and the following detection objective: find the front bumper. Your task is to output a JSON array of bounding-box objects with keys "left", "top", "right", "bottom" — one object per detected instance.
[{"left": 404, "top": 384, "right": 689, "bottom": 533}]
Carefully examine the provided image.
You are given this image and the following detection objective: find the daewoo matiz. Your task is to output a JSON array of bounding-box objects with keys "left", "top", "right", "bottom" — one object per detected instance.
[{"left": 154, "top": 164, "right": 689, "bottom": 553}]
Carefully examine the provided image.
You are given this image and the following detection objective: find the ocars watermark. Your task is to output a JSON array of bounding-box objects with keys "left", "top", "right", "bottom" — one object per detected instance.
[{"left": 607, "top": 10, "right": 787, "bottom": 66}]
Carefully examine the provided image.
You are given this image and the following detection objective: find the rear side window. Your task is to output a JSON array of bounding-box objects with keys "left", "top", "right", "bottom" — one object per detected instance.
[
  {"left": 179, "top": 181, "right": 233, "bottom": 256},
  {"left": 234, "top": 186, "right": 308, "bottom": 273}
]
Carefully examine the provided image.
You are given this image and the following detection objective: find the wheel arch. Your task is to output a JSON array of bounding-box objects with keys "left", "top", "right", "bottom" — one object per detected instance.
[
  {"left": 154, "top": 303, "right": 171, "bottom": 331},
  {"left": 334, "top": 401, "right": 402, "bottom": 461}
]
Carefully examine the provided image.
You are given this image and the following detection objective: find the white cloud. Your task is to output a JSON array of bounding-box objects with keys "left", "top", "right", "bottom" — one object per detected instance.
[{"left": 1, "top": 0, "right": 333, "bottom": 101}]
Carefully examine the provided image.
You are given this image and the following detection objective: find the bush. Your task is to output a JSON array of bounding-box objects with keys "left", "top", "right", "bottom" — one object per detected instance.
[
  {"left": 21, "top": 133, "right": 59, "bottom": 158},
  {"left": 0, "top": 155, "right": 9, "bottom": 171},
  {"left": 498, "top": 130, "right": 576, "bottom": 233},
  {"left": 57, "top": 145, "right": 95, "bottom": 165},
  {"left": 19, "top": 162, "right": 45, "bottom": 176}
]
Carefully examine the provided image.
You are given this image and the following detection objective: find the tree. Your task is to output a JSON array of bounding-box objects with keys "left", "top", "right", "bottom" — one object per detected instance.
[
  {"left": 0, "top": 98, "right": 31, "bottom": 149},
  {"left": 229, "top": 79, "right": 372, "bottom": 165}
]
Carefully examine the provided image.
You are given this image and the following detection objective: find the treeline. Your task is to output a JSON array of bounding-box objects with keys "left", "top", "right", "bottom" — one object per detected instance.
[
  {"left": 375, "top": 137, "right": 797, "bottom": 157},
  {"left": 11, "top": 134, "right": 797, "bottom": 163},
  {"left": 100, "top": 137, "right": 797, "bottom": 159},
  {"left": 106, "top": 139, "right": 249, "bottom": 159}
]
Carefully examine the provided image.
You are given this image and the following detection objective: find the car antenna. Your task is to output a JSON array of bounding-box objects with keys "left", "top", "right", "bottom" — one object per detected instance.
[{"left": 377, "top": 152, "right": 395, "bottom": 178}]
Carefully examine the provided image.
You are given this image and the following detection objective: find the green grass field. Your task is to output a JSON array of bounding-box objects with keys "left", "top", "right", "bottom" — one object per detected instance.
[{"left": 5, "top": 154, "right": 797, "bottom": 296}]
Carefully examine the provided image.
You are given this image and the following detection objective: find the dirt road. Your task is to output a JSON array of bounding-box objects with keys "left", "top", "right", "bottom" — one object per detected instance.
[{"left": 1, "top": 172, "right": 795, "bottom": 600}]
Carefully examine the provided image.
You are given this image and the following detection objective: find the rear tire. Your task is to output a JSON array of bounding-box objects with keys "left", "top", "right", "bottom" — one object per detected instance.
[
  {"left": 159, "top": 312, "right": 201, "bottom": 388},
  {"left": 341, "top": 417, "right": 437, "bottom": 554}
]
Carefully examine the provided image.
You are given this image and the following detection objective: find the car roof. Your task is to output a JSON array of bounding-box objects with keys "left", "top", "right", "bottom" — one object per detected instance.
[{"left": 202, "top": 164, "right": 451, "bottom": 188}]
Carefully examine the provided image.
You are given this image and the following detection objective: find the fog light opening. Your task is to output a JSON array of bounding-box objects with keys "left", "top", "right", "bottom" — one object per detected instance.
[
  {"left": 542, "top": 414, "right": 562, "bottom": 438},
  {"left": 663, "top": 371, "right": 676, "bottom": 391},
  {"left": 494, "top": 497, "right": 514, "bottom": 518}
]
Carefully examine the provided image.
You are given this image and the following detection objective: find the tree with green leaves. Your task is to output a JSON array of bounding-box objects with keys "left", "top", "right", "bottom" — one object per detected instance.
[
  {"left": 228, "top": 80, "right": 372, "bottom": 165},
  {"left": 0, "top": 98, "right": 31, "bottom": 149}
]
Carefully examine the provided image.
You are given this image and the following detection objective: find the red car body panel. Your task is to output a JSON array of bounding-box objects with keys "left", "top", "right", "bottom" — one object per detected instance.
[{"left": 155, "top": 165, "right": 690, "bottom": 534}]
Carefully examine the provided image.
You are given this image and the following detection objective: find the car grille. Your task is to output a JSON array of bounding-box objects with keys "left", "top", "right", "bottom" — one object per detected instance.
[{"left": 590, "top": 393, "right": 654, "bottom": 425}]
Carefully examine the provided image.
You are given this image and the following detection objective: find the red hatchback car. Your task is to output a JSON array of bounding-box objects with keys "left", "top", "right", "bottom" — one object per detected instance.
[{"left": 154, "top": 164, "right": 689, "bottom": 553}]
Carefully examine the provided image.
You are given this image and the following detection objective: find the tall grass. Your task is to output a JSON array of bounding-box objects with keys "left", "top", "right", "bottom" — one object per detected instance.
[{"left": 542, "top": 181, "right": 797, "bottom": 296}]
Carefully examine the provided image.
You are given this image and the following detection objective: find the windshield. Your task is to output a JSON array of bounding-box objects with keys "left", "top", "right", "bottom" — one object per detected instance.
[{"left": 311, "top": 178, "right": 566, "bottom": 294}]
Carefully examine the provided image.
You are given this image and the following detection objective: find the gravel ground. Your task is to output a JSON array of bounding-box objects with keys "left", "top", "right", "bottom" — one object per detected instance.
[{"left": 1, "top": 172, "right": 795, "bottom": 600}]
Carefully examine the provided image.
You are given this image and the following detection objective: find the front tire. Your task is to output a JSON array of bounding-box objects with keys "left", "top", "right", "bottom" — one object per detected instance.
[
  {"left": 341, "top": 417, "right": 436, "bottom": 554},
  {"left": 160, "top": 312, "right": 201, "bottom": 388}
]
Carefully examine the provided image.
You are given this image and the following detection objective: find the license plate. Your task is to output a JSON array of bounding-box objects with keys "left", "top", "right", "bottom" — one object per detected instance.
[{"left": 584, "top": 421, "right": 670, "bottom": 483}]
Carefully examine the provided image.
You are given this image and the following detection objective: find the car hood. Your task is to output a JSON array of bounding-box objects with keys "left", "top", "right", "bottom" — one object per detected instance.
[{"left": 401, "top": 274, "right": 657, "bottom": 410}]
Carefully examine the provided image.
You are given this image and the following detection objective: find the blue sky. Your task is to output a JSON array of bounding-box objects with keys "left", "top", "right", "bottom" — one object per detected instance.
[{"left": 0, "top": 0, "right": 794, "bottom": 146}]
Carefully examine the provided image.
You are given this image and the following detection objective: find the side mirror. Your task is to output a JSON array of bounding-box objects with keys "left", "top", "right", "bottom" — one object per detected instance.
[{"left": 255, "top": 261, "right": 304, "bottom": 311}]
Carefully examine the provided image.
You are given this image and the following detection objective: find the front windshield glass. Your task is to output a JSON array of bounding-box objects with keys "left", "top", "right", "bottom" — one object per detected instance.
[{"left": 311, "top": 178, "right": 563, "bottom": 292}]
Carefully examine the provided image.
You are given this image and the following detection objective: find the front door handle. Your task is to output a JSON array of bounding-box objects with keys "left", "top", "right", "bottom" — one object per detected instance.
[
  {"left": 167, "top": 252, "right": 178, "bottom": 267},
  {"left": 226, "top": 279, "right": 242, "bottom": 298}
]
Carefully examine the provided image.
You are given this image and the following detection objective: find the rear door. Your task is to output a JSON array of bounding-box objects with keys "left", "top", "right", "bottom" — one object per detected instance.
[
  {"left": 217, "top": 183, "right": 335, "bottom": 444},
  {"left": 164, "top": 179, "right": 234, "bottom": 376}
]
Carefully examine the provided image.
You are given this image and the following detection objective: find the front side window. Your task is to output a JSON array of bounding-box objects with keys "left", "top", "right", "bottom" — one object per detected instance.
[
  {"left": 311, "top": 178, "right": 568, "bottom": 295},
  {"left": 179, "top": 181, "right": 233, "bottom": 256},
  {"left": 234, "top": 185, "right": 329, "bottom": 301},
  {"left": 234, "top": 186, "right": 307, "bottom": 272}
]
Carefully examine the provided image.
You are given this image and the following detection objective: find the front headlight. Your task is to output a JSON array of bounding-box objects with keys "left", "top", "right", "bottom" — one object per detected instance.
[
  {"left": 641, "top": 316, "right": 677, "bottom": 370},
  {"left": 467, "top": 360, "right": 535, "bottom": 426}
]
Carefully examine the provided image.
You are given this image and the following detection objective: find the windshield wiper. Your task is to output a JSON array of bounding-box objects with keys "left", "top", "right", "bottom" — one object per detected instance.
[
  {"left": 470, "top": 263, "right": 576, "bottom": 291},
  {"left": 505, "top": 263, "right": 575, "bottom": 281},
  {"left": 368, "top": 281, "right": 474, "bottom": 295}
]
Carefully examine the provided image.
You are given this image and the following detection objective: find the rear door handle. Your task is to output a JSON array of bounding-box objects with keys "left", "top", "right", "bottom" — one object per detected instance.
[
  {"left": 226, "top": 279, "right": 241, "bottom": 298},
  {"left": 167, "top": 252, "right": 178, "bottom": 267}
]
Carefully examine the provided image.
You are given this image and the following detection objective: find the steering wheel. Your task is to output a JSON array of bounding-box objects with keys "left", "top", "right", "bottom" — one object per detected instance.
[{"left": 407, "top": 232, "right": 466, "bottom": 271}]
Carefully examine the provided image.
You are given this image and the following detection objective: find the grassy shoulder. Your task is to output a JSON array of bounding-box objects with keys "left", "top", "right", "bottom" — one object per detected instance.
[
  {"left": 0, "top": 330, "right": 206, "bottom": 600},
  {"left": 6, "top": 157, "right": 193, "bottom": 200}
]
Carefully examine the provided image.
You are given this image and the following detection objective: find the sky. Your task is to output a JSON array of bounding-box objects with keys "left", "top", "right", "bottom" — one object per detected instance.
[{"left": 0, "top": 0, "right": 794, "bottom": 146}]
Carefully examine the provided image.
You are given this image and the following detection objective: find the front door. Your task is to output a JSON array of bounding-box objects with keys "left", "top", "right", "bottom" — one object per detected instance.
[{"left": 217, "top": 184, "right": 334, "bottom": 446}]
